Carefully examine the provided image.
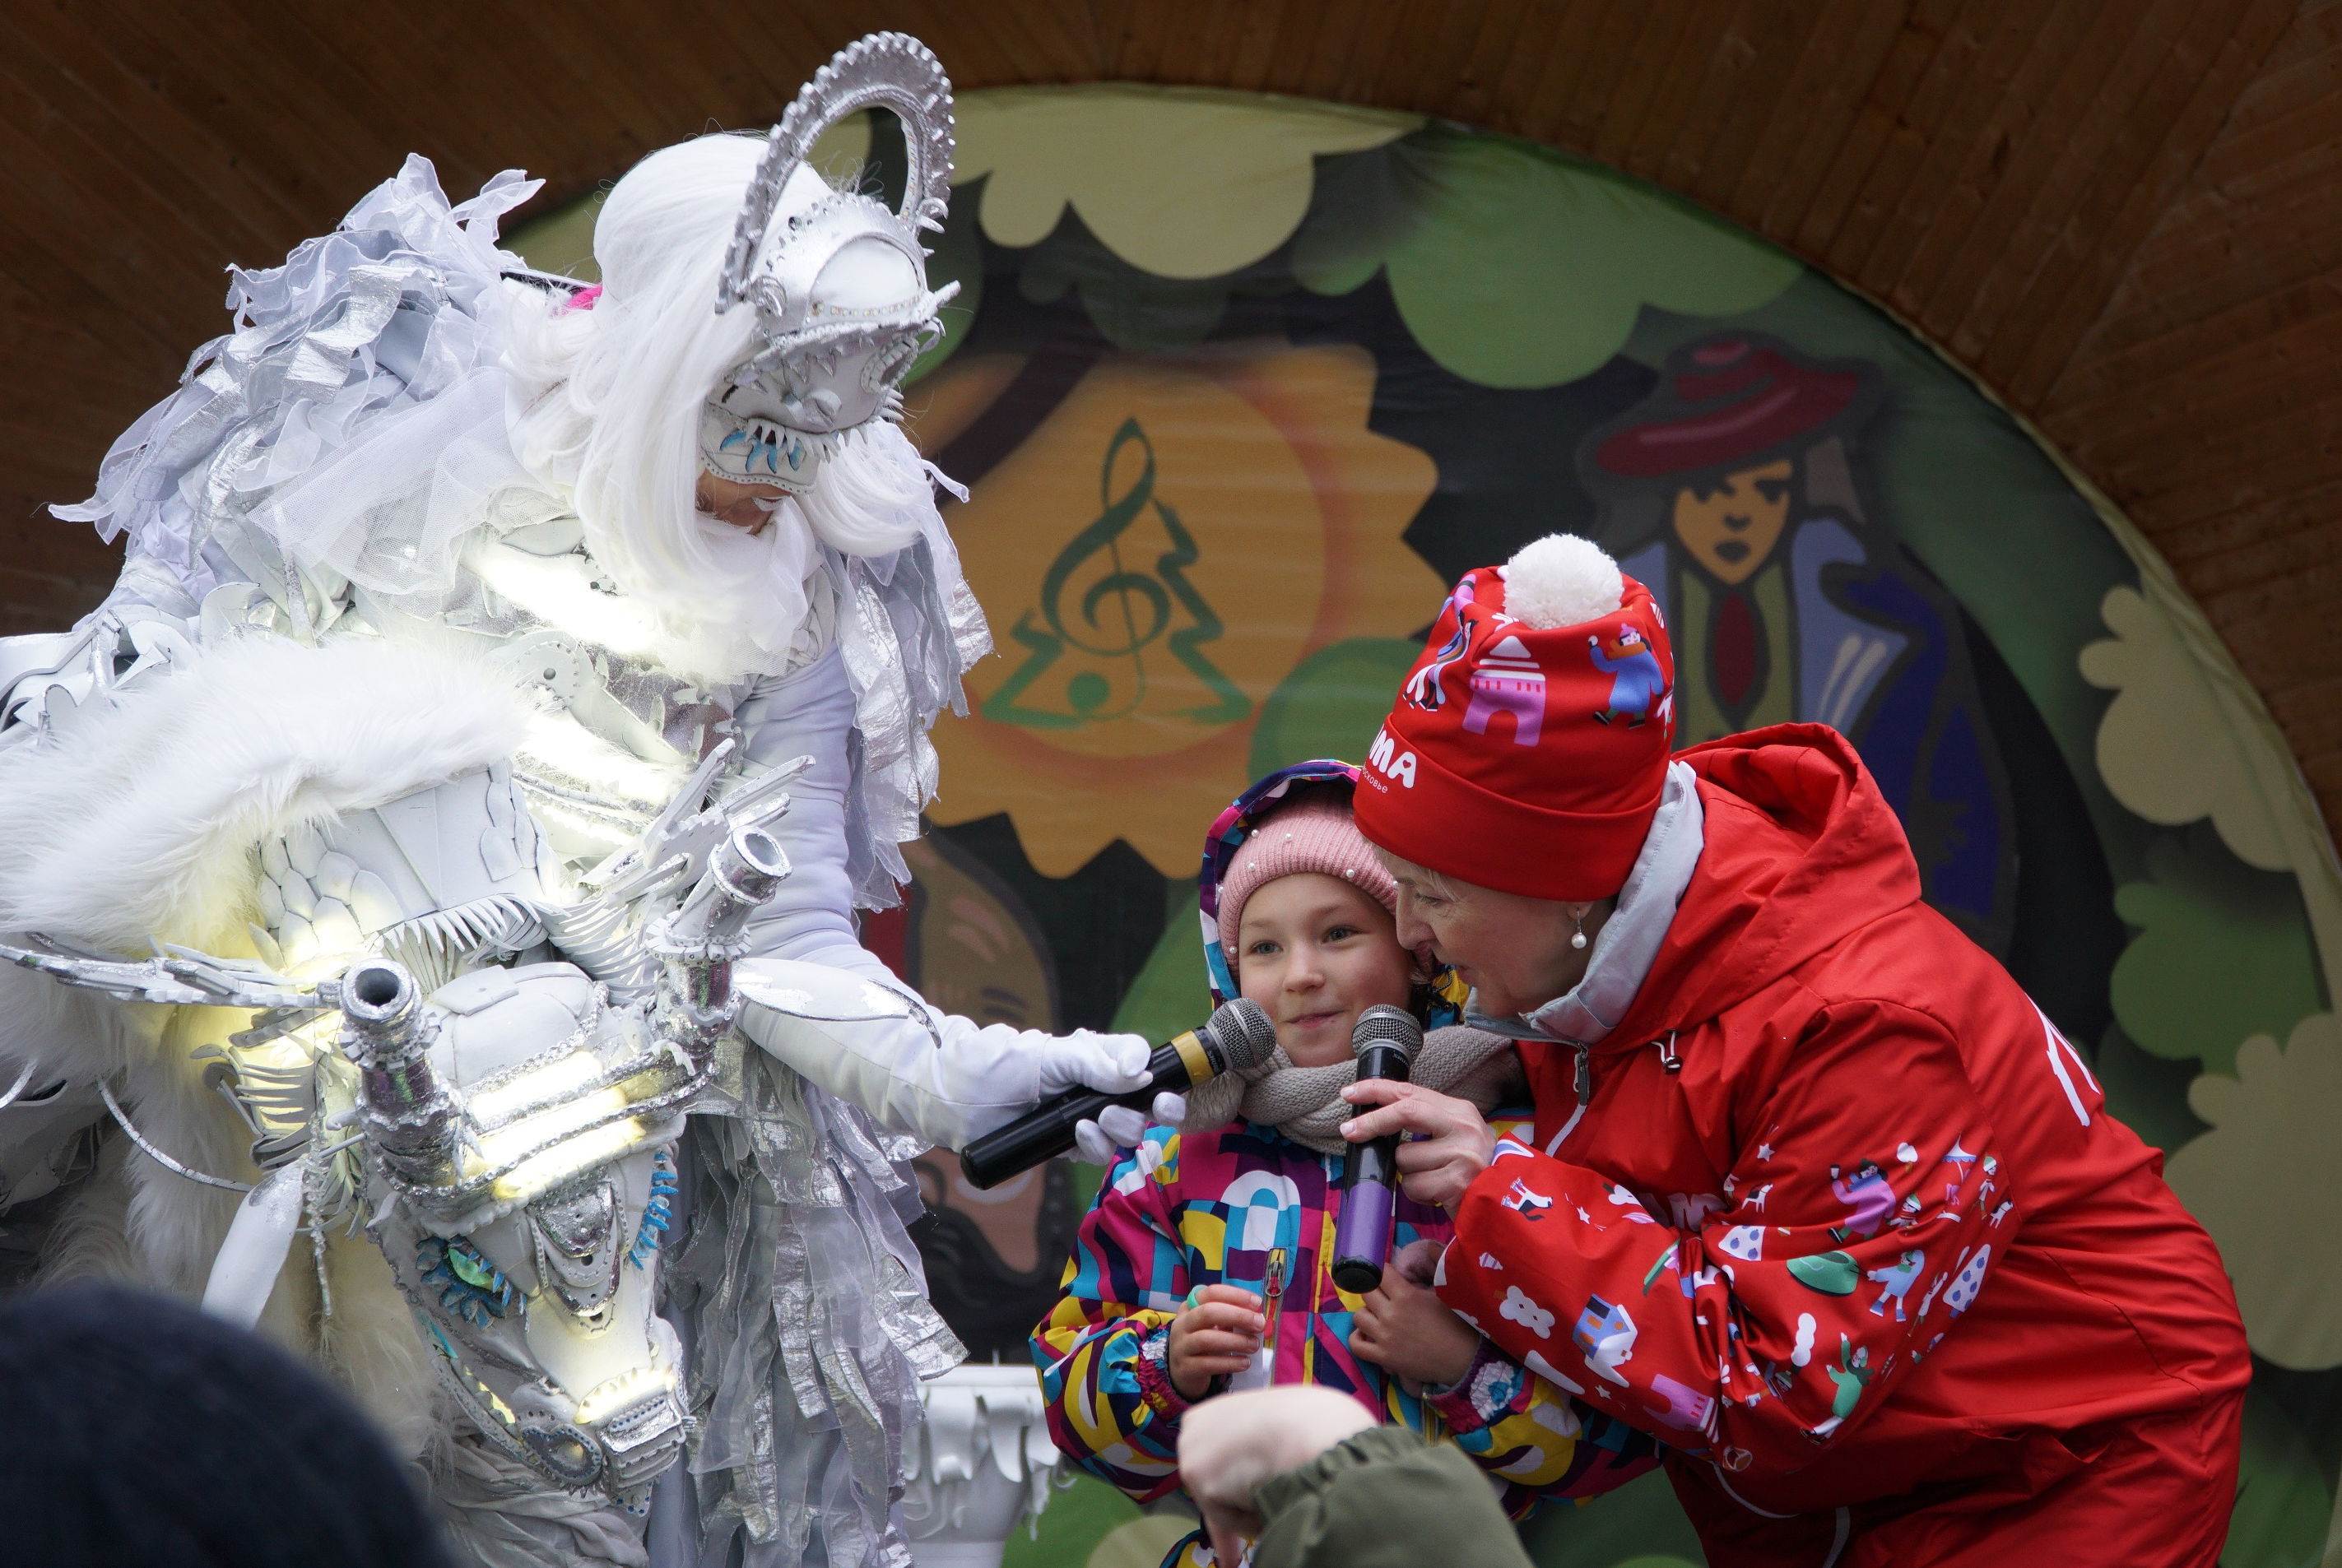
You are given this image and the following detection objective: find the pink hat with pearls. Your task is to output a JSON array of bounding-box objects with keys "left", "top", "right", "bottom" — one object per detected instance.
[{"left": 1216, "top": 798, "right": 1401, "bottom": 960}]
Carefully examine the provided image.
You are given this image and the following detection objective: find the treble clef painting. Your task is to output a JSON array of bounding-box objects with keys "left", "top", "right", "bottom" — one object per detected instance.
[{"left": 983, "top": 416, "right": 1249, "bottom": 730}]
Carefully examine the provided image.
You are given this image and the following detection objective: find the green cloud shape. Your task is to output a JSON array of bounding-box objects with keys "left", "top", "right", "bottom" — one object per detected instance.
[{"left": 1294, "top": 127, "right": 1801, "bottom": 390}]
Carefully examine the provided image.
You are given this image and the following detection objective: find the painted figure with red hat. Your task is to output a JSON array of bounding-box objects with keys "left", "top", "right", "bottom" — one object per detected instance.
[
  {"left": 1581, "top": 333, "right": 2014, "bottom": 954},
  {"left": 1334, "top": 531, "right": 2249, "bottom": 1565}
]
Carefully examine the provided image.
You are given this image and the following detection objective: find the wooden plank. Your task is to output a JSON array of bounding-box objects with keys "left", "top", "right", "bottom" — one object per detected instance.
[
  {"left": 2154, "top": 492, "right": 2342, "bottom": 593},
  {"left": 1284, "top": 0, "right": 1371, "bottom": 104},
  {"left": 2140, "top": 469, "right": 2342, "bottom": 569},
  {"left": 1857, "top": 0, "right": 2054, "bottom": 303},
  {"left": 1677, "top": 0, "right": 1827, "bottom": 216},
  {"left": 2066, "top": 309, "right": 2342, "bottom": 476},
  {"left": 1924, "top": 0, "right": 2194, "bottom": 359},
  {"left": 1821, "top": 0, "right": 2014, "bottom": 280},
  {"left": 0, "top": 131, "right": 204, "bottom": 377},
  {"left": 1470, "top": 0, "right": 1569, "bottom": 139},
  {"left": 2005, "top": 0, "right": 2298, "bottom": 404},
  {"left": 1742, "top": 0, "right": 1909, "bottom": 240},
  {"left": 1226, "top": 0, "right": 1294, "bottom": 92},
  {"left": 2196, "top": 4, "right": 2342, "bottom": 136},
  {"left": 1443, "top": 1, "right": 1542, "bottom": 133},
  {"left": 1639, "top": 0, "right": 1779, "bottom": 196},
  {"left": 1889, "top": 0, "right": 2112, "bottom": 340},
  {"left": 946, "top": 0, "right": 1103, "bottom": 82},
  {"left": 1791, "top": 0, "right": 1973, "bottom": 253},
  {"left": 1410, "top": 0, "right": 1506, "bottom": 123},
  {"left": 1363, "top": 0, "right": 1461, "bottom": 114},
  {"left": 0, "top": 61, "right": 258, "bottom": 334},
  {"left": 2047, "top": 271, "right": 2342, "bottom": 435},
  {"left": 2122, "top": 398, "right": 2342, "bottom": 527},
  {"left": 1558, "top": 1, "right": 1662, "bottom": 152},
  {"left": 1513, "top": 2, "right": 1612, "bottom": 146},
  {"left": 2097, "top": 183, "right": 2342, "bottom": 355},
  {"left": 0, "top": 7, "right": 310, "bottom": 256},
  {"left": 2200, "top": 573, "right": 2342, "bottom": 683},
  {"left": 1592, "top": 0, "right": 1708, "bottom": 176}
]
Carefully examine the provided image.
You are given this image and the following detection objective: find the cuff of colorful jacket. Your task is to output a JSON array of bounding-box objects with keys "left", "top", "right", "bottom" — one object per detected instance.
[
  {"left": 1136, "top": 1323, "right": 1210, "bottom": 1419},
  {"left": 1422, "top": 1339, "right": 1526, "bottom": 1435}
]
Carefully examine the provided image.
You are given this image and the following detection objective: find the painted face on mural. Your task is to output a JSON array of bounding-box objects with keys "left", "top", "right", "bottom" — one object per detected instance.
[
  {"left": 1236, "top": 873, "right": 1415, "bottom": 1066},
  {"left": 1671, "top": 457, "right": 1794, "bottom": 585}
]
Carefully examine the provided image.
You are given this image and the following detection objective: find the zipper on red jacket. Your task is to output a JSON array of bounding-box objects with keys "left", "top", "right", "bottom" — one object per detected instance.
[{"left": 1548, "top": 1042, "right": 1595, "bottom": 1156}]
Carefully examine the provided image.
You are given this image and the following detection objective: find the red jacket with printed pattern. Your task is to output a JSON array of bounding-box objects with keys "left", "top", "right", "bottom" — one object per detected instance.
[{"left": 1434, "top": 725, "right": 2248, "bottom": 1541}]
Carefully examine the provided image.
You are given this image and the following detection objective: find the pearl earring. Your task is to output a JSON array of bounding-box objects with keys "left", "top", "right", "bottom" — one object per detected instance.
[{"left": 1571, "top": 911, "right": 1588, "bottom": 950}]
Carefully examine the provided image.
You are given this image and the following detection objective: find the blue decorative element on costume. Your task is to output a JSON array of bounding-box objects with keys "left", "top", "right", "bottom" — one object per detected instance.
[
  {"left": 630, "top": 1151, "right": 677, "bottom": 1269},
  {"left": 419, "top": 1236, "right": 522, "bottom": 1325}
]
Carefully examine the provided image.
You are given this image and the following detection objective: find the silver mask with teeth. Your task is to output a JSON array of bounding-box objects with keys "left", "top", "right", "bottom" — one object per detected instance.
[{"left": 699, "top": 33, "right": 958, "bottom": 494}]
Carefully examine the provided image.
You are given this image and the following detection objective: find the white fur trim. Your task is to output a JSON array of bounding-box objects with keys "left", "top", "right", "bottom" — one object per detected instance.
[
  {"left": 0, "top": 633, "right": 534, "bottom": 952},
  {"left": 1500, "top": 535, "right": 1624, "bottom": 630}
]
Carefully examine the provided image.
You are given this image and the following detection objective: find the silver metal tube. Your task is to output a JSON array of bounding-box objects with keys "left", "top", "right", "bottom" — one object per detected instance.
[
  {"left": 650, "top": 825, "right": 791, "bottom": 1062},
  {"left": 340, "top": 958, "right": 459, "bottom": 1191}
]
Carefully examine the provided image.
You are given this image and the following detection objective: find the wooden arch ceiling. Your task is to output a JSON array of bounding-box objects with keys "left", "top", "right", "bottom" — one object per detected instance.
[{"left": 5, "top": 0, "right": 2340, "bottom": 823}]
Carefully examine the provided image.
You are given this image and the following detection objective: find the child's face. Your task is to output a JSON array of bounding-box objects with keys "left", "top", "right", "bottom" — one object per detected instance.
[{"left": 1234, "top": 873, "right": 1415, "bottom": 1069}]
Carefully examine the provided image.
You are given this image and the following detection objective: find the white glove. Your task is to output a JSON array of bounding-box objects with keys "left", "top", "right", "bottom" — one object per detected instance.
[
  {"left": 1073, "top": 1090, "right": 1189, "bottom": 1165},
  {"left": 735, "top": 958, "right": 1157, "bottom": 1150},
  {"left": 1038, "top": 1029, "right": 1155, "bottom": 1098}
]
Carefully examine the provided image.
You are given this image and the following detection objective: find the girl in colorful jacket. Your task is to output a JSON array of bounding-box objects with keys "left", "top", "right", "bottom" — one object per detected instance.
[{"left": 1032, "top": 763, "right": 1658, "bottom": 1560}]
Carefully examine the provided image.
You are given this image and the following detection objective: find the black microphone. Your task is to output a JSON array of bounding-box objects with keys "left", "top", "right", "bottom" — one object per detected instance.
[
  {"left": 1330, "top": 1004, "right": 1422, "bottom": 1293},
  {"left": 958, "top": 998, "right": 1280, "bottom": 1190}
]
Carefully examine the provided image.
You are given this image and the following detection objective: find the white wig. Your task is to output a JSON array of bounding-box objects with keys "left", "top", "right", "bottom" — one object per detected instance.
[{"left": 505, "top": 133, "right": 944, "bottom": 682}]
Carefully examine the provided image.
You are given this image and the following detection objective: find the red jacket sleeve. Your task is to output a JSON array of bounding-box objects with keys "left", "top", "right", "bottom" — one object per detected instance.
[{"left": 1436, "top": 997, "right": 2014, "bottom": 1482}]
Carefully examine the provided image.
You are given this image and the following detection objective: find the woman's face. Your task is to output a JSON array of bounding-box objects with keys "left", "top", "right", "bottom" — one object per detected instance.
[
  {"left": 696, "top": 471, "right": 788, "bottom": 534},
  {"left": 1235, "top": 874, "right": 1416, "bottom": 1069},
  {"left": 1380, "top": 854, "right": 1610, "bottom": 1021}
]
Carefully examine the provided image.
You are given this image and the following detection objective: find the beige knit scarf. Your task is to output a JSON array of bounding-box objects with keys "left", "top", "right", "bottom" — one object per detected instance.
[{"left": 1180, "top": 1025, "right": 1523, "bottom": 1155}]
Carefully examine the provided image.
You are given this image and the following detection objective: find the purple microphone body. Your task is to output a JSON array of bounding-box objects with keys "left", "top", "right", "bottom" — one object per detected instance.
[{"left": 1331, "top": 1004, "right": 1422, "bottom": 1293}]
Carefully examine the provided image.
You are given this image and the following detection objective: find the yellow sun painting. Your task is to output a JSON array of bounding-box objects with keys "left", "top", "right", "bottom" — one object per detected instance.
[{"left": 912, "top": 341, "right": 1440, "bottom": 878}]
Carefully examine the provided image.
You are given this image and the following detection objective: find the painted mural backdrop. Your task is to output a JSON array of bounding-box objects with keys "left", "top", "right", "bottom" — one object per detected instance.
[{"left": 518, "top": 85, "right": 2342, "bottom": 1568}]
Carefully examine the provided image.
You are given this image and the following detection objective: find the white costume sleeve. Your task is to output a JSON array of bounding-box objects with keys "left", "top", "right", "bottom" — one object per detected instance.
[
  {"left": 729, "top": 648, "right": 1148, "bottom": 1149},
  {"left": 731, "top": 647, "right": 905, "bottom": 981}
]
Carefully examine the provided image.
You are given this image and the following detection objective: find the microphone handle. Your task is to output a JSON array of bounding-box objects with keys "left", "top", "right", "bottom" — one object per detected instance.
[
  {"left": 957, "top": 1028, "right": 1222, "bottom": 1190},
  {"left": 1330, "top": 1044, "right": 1412, "bottom": 1293}
]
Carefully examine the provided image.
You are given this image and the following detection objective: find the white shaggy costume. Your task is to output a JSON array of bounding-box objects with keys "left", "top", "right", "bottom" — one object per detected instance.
[{"left": 0, "top": 34, "right": 1145, "bottom": 1568}]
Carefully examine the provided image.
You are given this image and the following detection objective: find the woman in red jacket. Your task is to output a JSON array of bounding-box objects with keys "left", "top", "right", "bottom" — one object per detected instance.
[{"left": 1336, "top": 534, "right": 2249, "bottom": 1566}]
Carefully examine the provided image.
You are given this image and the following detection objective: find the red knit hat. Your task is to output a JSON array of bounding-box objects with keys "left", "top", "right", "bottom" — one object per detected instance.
[{"left": 1353, "top": 535, "right": 1675, "bottom": 901}]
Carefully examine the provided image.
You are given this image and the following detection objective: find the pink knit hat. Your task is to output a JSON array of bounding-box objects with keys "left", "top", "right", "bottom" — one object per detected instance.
[{"left": 1216, "top": 798, "right": 1401, "bottom": 960}]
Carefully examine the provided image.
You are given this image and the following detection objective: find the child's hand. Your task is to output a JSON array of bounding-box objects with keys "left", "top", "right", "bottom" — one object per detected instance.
[
  {"left": 1350, "top": 1241, "right": 1480, "bottom": 1389},
  {"left": 1169, "top": 1285, "right": 1266, "bottom": 1400}
]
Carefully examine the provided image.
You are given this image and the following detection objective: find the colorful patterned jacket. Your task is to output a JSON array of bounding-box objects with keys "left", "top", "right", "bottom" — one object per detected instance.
[{"left": 1033, "top": 1111, "right": 1661, "bottom": 1520}]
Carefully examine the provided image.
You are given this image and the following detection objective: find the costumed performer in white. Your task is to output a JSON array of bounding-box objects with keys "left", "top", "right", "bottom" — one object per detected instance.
[{"left": 0, "top": 33, "right": 1166, "bottom": 1568}]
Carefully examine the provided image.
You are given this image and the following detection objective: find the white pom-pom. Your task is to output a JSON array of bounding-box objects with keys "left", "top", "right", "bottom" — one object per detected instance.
[{"left": 1500, "top": 535, "right": 1623, "bottom": 630}]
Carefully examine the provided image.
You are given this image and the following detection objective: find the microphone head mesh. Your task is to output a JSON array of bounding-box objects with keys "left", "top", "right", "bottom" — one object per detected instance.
[
  {"left": 1206, "top": 998, "right": 1280, "bottom": 1072},
  {"left": 1350, "top": 1004, "right": 1423, "bottom": 1063}
]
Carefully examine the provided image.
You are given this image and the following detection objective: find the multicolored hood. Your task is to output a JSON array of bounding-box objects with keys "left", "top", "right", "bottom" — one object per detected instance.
[{"left": 1196, "top": 758, "right": 1466, "bottom": 1024}]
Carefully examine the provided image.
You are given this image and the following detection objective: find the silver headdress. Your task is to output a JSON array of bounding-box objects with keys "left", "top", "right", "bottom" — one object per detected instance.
[{"left": 699, "top": 32, "right": 960, "bottom": 491}]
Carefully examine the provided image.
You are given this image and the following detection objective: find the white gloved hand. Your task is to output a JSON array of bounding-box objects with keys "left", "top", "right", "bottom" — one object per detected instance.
[
  {"left": 737, "top": 962, "right": 1169, "bottom": 1149},
  {"left": 1036, "top": 1029, "right": 1154, "bottom": 1098},
  {"left": 1073, "top": 1091, "right": 1191, "bottom": 1165}
]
